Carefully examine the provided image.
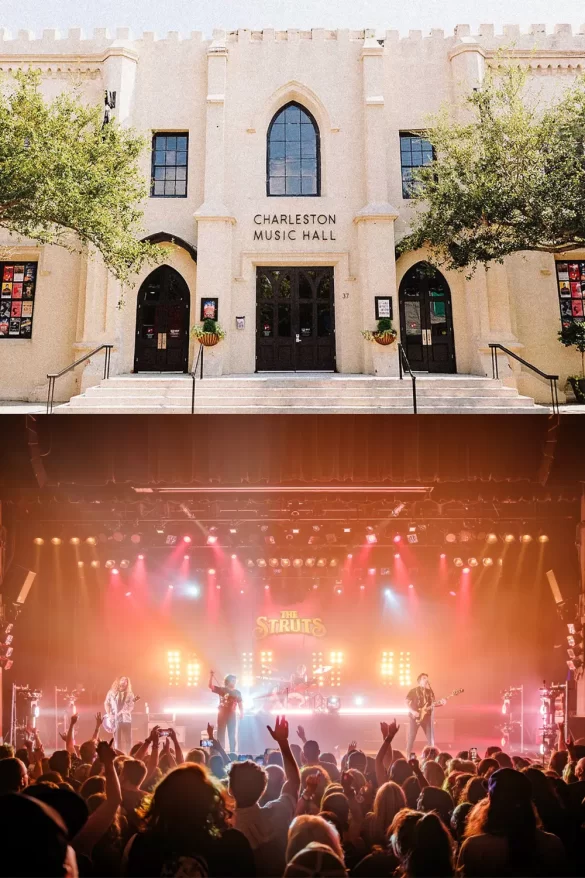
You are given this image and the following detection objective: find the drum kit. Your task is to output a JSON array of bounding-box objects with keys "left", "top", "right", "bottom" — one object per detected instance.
[{"left": 253, "top": 666, "right": 333, "bottom": 710}]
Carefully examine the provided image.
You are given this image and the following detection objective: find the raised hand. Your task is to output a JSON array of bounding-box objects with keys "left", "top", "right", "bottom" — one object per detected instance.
[
  {"left": 380, "top": 721, "right": 389, "bottom": 739},
  {"left": 267, "top": 715, "right": 289, "bottom": 743},
  {"left": 387, "top": 719, "right": 400, "bottom": 740},
  {"left": 95, "top": 712, "right": 103, "bottom": 725},
  {"left": 297, "top": 724, "right": 306, "bottom": 741},
  {"left": 148, "top": 725, "right": 160, "bottom": 744},
  {"left": 70, "top": 713, "right": 79, "bottom": 726},
  {"left": 304, "top": 773, "right": 320, "bottom": 798},
  {"left": 97, "top": 738, "right": 116, "bottom": 765},
  {"left": 348, "top": 740, "right": 357, "bottom": 752},
  {"left": 59, "top": 732, "right": 68, "bottom": 742},
  {"left": 341, "top": 770, "right": 355, "bottom": 798},
  {"left": 207, "top": 723, "right": 215, "bottom": 742}
]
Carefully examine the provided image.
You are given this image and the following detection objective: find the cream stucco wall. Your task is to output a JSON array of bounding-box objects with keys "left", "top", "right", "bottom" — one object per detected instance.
[{"left": 0, "top": 24, "right": 584, "bottom": 401}]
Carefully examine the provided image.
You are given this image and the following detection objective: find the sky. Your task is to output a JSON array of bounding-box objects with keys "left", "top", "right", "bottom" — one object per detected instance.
[{"left": 1, "top": 0, "right": 585, "bottom": 39}]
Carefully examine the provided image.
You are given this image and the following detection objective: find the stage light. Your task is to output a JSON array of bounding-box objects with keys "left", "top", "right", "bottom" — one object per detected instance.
[
  {"left": 77, "top": 561, "right": 84, "bottom": 568},
  {"left": 384, "top": 588, "right": 393, "bottom": 597},
  {"left": 292, "top": 528, "right": 300, "bottom": 534},
  {"left": 317, "top": 558, "right": 327, "bottom": 568},
  {"left": 313, "top": 583, "right": 319, "bottom": 589},
  {"left": 216, "top": 584, "right": 221, "bottom": 590},
  {"left": 257, "top": 559, "right": 267, "bottom": 568},
  {"left": 184, "top": 554, "right": 190, "bottom": 560},
  {"left": 394, "top": 553, "right": 400, "bottom": 559},
  {"left": 231, "top": 554, "right": 237, "bottom": 560},
  {"left": 360, "top": 584, "right": 365, "bottom": 590},
  {"left": 90, "top": 560, "right": 99, "bottom": 568},
  {"left": 366, "top": 533, "right": 377, "bottom": 545},
  {"left": 504, "top": 533, "right": 515, "bottom": 543},
  {"left": 281, "top": 558, "right": 291, "bottom": 567},
  {"left": 327, "top": 696, "right": 340, "bottom": 713},
  {"left": 440, "top": 553, "right": 446, "bottom": 559},
  {"left": 33, "top": 537, "right": 44, "bottom": 546},
  {"left": 329, "top": 559, "right": 337, "bottom": 568},
  {"left": 186, "top": 585, "right": 200, "bottom": 597},
  {"left": 393, "top": 535, "right": 402, "bottom": 544},
  {"left": 105, "top": 560, "right": 115, "bottom": 569},
  {"left": 206, "top": 535, "right": 217, "bottom": 545},
  {"left": 305, "top": 558, "right": 316, "bottom": 567},
  {"left": 247, "top": 559, "right": 255, "bottom": 568},
  {"left": 407, "top": 534, "right": 419, "bottom": 544},
  {"left": 137, "top": 554, "right": 145, "bottom": 560},
  {"left": 449, "top": 590, "right": 457, "bottom": 596},
  {"left": 125, "top": 591, "right": 132, "bottom": 597},
  {"left": 453, "top": 557, "right": 463, "bottom": 567},
  {"left": 347, "top": 554, "right": 353, "bottom": 560},
  {"left": 184, "top": 535, "right": 193, "bottom": 544},
  {"left": 86, "top": 536, "right": 97, "bottom": 545},
  {"left": 368, "top": 568, "right": 376, "bottom": 575},
  {"left": 112, "top": 569, "right": 119, "bottom": 576},
  {"left": 486, "top": 533, "right": 498, "bottom": 544},
  {"left": 113, "top": 531, "right": 124, "bottom": 542},
  {"left": 269, "top": 558, "right": 279, "bottom": 568},
  {"left": 459, "top": 530, "right": 472, "bottom": 542},
  {"left": 165, "top": 535, "right": 178, "bottom": 546},
  {"left": 229, "top": 527, "right": 238, "bottom": 534},
  {"left": 520, "top": 534, "right": 532, "bottom": 543},
  {"left": 156, "top": 525, "right": 165, "bottom": 534},
  {"left": 354, "top": 696, "right": 364, "bottom": 706},
  {"left": 463, "top": 567, "right": 470, "bottom": 574},
  {"left": 293, "top": 559, "right": 303, "bottom": 568},
  {"left": 208, "top": 568, "right": 216, "bottom": 575},
  {"left": 468, "top": 558, "right": 478, "bottom": 567},
  {"left": 240, "top": 589, "right": 245, "bottom": 595},
  {"left": 168, "top": 584, "right": 174, "bottom": 590},
  {"left": 538, "top": 534, "right": 549, "bottom": 543},
  {"left": 445, "top": 533, "right": 457, "bottom": 543},
  {"left": 120, "top": 560, "right": 130, "bottom": 569},
  {"left": 264, "top": 584, "right": 270, "bottom": 590},
  {"left": 69, "top": 537, "right": 80, "bottom": 545},
  {"left": 408, "top": 583, "right": 414, "bottom": 589},
  {"left": 343, "top": 527, "right": 352, "bottom": 533},
  {"left": 336, "top": 587, "right": 342, "bottom": 594},
  {"left": 51, "top": 537, "right": 61, "bottom": 546},
  {"left": 130, "top": 534, "right": 141, "bottom": 544},
  {"left": 483, "top": 557, "right": 494, "bottom": 567}
]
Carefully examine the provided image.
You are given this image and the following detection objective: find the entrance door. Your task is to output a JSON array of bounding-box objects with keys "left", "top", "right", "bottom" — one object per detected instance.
[
  {"left": 134, "top": 266, "right": 190, "bottom": 372},
  {"left": 256, "top": 267, "right": 335, "bottom": 371},
  {"left": 398, "top": 262, "right": 456, "bottom": 373}
]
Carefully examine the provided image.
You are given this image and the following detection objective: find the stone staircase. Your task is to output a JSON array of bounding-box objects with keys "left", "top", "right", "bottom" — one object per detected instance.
[{"left": 54, "top": 373, "right": 550, "bottom": 414}]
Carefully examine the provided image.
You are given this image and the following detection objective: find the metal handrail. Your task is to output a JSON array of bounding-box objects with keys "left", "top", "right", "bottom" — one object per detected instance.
[
  {"left": 488, "top": 343, "right": 559, "bottom": 415},
  {"left": 46, "top": 344, "right": 113, "bottom": 414},
  {"left": 397, "top": 343, "right": 418, "bottom": 414},
  {"left": 190, "top": 343, "right": 205, "bottom": 414}
]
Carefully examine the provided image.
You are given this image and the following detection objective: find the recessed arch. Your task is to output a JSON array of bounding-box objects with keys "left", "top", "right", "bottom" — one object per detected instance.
[
  {"left": 134, "top": 265, "right": 190, "bottom": 372},
  {"left": 141, "top": 232, "right": 197, "bottom": 263},
  {"left": 398, "top": 261, "right": 456, "bottom": 373}
]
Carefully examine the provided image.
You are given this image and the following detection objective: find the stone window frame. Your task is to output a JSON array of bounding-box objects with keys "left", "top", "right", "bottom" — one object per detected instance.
[{"left": 266, "top": 101, "right": 321, "bottom": 198}]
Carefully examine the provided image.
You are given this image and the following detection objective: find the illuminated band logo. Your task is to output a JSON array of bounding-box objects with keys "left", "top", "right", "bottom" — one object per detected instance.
[{"left": 254, "top": 609, "right": 326, "bottom": 639}]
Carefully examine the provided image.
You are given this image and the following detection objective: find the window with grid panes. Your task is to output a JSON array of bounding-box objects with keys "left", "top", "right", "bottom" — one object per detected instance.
[
  {"left": 151, "top": 133, "right": 189, "bottom": 197},
  {"left": 267, "top": 102, "right": 320, "bottom": 196},
  {"left": 399, "top": 133, "right": 434, "bottom": 199}
]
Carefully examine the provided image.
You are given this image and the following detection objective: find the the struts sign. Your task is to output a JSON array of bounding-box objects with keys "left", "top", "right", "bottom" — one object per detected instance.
[{"left": 254, "top": 609, "right": 326, "bottom": 639}]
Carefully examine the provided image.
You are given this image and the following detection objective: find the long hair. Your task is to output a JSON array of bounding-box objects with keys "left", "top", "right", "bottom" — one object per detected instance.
[
  {"left": 464, "top": 792, "right": 540, "bottom": 869},
  {"left": 109, "top": 677, "right": 133, "bottom": 698},
  {"left": 370, "top": 781, "right": 406, "bottom": 843},
  {"left": 140, "top": 764, "right": 231, "bottom": 845}
]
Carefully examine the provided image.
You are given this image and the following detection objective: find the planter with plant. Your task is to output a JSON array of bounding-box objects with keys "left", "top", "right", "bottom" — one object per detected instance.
[
  {"left": 558, "top": 322, "right": 585, "bottom": 403},
  {"left": 191, "top": 318, "right": 226, "bottom": 348},
  {"left": 361, "top": 317, "right": 398, "bottom": 346}
]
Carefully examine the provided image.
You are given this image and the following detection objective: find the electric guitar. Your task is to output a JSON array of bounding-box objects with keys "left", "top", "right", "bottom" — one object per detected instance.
[
  {"left": 410, "top": 688, "right": 464, "bottom": 723},
  {"left": 103, "top": 695, "right": 140, "bottom": 734}
]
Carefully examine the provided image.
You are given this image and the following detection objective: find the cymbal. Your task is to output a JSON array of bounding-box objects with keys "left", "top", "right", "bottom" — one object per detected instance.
[{"left": 313, "top": 666, "right": 333, "bottom": 674}]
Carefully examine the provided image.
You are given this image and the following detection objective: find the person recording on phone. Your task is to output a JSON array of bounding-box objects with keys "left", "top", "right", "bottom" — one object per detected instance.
[
  {"left": 209, "top": 670, "right": 244, "bottom": 753},
  {"left": 406, "top": 673, "right": 446, "bottom": 756}
]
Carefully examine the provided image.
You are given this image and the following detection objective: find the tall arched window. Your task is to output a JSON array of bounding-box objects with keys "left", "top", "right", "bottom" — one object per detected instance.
[{"left": 267, "top": 102, "right": 320, "bottom": 196}]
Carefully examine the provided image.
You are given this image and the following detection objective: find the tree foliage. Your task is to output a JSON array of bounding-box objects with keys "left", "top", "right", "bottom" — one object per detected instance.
[
  {"left": 0, "top": 70, "right": 162, "bottom": 282},
  {"left": 398, "top": 65, "right": 585, "bottom": 272}
]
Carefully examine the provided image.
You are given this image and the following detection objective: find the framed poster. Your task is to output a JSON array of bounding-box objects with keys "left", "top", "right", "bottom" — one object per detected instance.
[
  {"left": 375, "top": 296, "right": 393, "bottom": 320},
  {"left": 0, "top": 261, "right": 37, "bottom": 338},
  {"left": 200, "top": 298, "right": 219, "bottom": 321}
]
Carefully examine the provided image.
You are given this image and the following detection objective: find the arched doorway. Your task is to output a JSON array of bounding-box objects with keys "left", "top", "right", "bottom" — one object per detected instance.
[
  {"left": 398, "top": 262, "right": 456, "bottom": 373},
  {"left": 134, "top": 266, "right": 190, "bottom": 372}
]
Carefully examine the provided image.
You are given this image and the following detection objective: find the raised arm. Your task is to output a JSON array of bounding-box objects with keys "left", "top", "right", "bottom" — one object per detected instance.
[
  {"left": 297, "top": 725, "right": 307, "bottom": 745},
  {"left": 143, "top": 728, "right": 160, "bottom": 787},
  {"left": 409, "top": 755, "right": 428, "bottom": 789},
  {"left": 73, "top": 739, "right": 122, "bottom": 857},
  {"left": 169, "top": 727, "right": 184, "bottom": 765},
  {"left": 92, "top": 712, "right": 103, "bottom": 743},
  {"left": 375, "top": 719, "right": 400, "bottom": 786},
  {"left": 207, "top": 723, "right": 229, "bottom": 766},
  {"left": 65, "top": 713, "right": 78, "bottom": 755},
  {"left": 267, "top": 715, "right": 300, "bottom": 799},
  {"left": 208, "top": 670, "right": 215, "bottom": 692}
]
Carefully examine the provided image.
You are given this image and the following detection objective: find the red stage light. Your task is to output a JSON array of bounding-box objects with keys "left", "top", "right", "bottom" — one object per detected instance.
[
  {"left": 463, "top": 567, "right": 470, "bottom": 574},
  {"left": 125, "top": 591, "right": 132, "bottom": 597},
  {"left": 368, "top": 568, "right": 376, "bottom": 574},
  {"left": 313, "top": 583, "right": 319, "bottom": 589},
  {"left": 360, "top": 584, "right": 365, "bottom": 590},
  {"left": 216, "top": 584, "right": 221, "bottom": 590},
  {"left": 366, "top": 534, "right": 377, "bottom": 544},
  {"left": 240, "top": 589, "right": 244, "bottom": 594},
  {"left": 184, "top": 554, "right": 190, "bottom": 560},
  {"left": 393, "top": 535, "right": 401, "bottom": 543},
  {"left": 208, "top": 568, "right": 216, "bottom": 575},
  {"left": 440, "top": 553, "right": 446, "bottom": 559},
  {"left": 183, "top": 536, "right": 192, "bottom": 544},
  {"left": 449, "top": 590, "right": 457, "bottom": 596},
  {"left": 264, "top": 584, "right": 270, "bottom": 590},
  {"left": 168, "top": 584, "right": 174, "bottom": 590},
  {"left": 231, "top": 554, "right": 237, "bottom": 560},
  {"left": 408, "top": 583, "right": 414, "bottom": 589},
  {"left": 336, "top": 588, "right": 342, "bottom": 594},
  {"left": 347, "top": 553, "right": 353, "bottom": 559},
  {"left": 207, "top": 535, "right": 218, "bottom": 545},
  {"left": 394, "top": 553, "right": 400, "bottom": 559},
  {"left": 137, "top": 554, "right": 144, "bottom": 560},
  {"left": 112, "top": 569, "right": 119, "bottom": 575}
]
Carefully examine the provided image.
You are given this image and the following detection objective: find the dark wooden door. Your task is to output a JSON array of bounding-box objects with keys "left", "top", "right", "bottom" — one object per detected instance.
[
  {"left": 256, "top": 267, "right": 335, "bottom": 371},
  {"left": 134, "top": 266, "right": 190, "bottom": 372},
  {"left": 398, "top": 262, "right": 456, "bottom": 373}
]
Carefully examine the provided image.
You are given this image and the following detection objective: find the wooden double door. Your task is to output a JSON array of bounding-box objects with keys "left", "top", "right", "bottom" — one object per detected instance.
[
  {"left": 256, "top": 266, "right": 336, "bottom": 371},
  {"left": 398, "top": 262, "right": 456, "bottom": 373},
  {"left": 134, "top": 266, "right": 190, "bottom": 372}
]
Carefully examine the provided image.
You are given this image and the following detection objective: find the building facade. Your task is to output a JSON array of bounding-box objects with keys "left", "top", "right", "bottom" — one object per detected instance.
[{"left": 1, "top": 23, "right": 584, "bottom": 403}]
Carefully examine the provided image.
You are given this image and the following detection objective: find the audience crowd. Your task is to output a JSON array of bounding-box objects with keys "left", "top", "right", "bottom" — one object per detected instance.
[{"left": 1, "top": 713, "right": 584, "bottom": 876}]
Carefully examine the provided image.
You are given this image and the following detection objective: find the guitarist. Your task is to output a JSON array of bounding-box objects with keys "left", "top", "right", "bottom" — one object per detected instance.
[
  {"left": 406, "top": 673, "right": 446, "bottom": 756},
  {"left": 104, "top": 676, "right": 138, "bottom": 753},
  {"left": 209, "top": 671, "right": 244, "bottom": 754}
]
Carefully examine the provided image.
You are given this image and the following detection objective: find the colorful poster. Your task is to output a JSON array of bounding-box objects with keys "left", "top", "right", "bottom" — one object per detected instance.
[
  {"left": 559, "top": 281, "right": 570, "bottom": 297},
  {"left": 10, "top": 301, "right": 21, "bottom": 318},
  {"left": 13, "top": 265, "right": 24, "bottom": 281},
  {"left": 2, "top": 266, "right": 13, "bottom": 282},
  {"left": 12, "top": 282, "right": 22, "bottom": 299},
  {"left": 23, "top": 264, "right": 36, "bottom": 282},
  {"left": 0, "top": 302, "right": 9, "bottom": 319},
  {"left": 568, "top": 263, "right": 581, "bottom": 280},
  {"left": 0, "top": 321, "right": 8, "bottom": 336},
  {"left": 572, "top": 300, "right": 584, "bottom": 317},
  {"left": 560, "top": 300, "right": 572, "bottom": 317},
  {"left": 21, "top": 302, "right": 33, "bottom": 317},
  {"left": 1, "top": 283, "right": 12, "bottom": 297},
  {"left": 556, "top": 262, "right": 569, "bottom": 280},
  {"left": 20, "top": 317, "right": 32, "bottom": 336},
  {"left": 570, "top": 282, "right": 581, "bottom": 298},
  {"left": 22, "top": 282, "right": 34, "bottom": 299},
  {"left": 9, "top": 318, "right": 20, "bottom": 335}
]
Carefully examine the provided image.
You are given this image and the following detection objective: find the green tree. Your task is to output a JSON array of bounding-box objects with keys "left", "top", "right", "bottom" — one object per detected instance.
[
  {"left": 398, "top": 64, "right": 585, "bottom": 272},
  {"left": 0, "top": 70, "right": 162, "bottom": 283}
]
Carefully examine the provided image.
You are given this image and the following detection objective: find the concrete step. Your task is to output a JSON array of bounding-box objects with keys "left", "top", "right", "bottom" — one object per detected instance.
[
  {"left": 66, "top": 393, "right": 538, "bottom": 408},
  {"left": 57, "top": 404, "right": 548, "bottom": 414}
]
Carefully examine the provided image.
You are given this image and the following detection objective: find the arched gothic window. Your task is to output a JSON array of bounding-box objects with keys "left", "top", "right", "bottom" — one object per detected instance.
[{"left": 267, "top": 102, "right": 320, "bottom": 196}]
